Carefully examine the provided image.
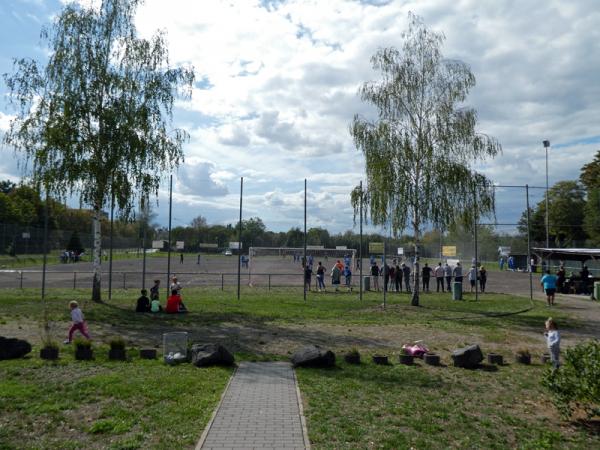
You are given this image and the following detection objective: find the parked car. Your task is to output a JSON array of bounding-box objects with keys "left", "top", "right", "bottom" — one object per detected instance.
[{"left": 224, "top": 249, "right": 232, "bottom": 256}]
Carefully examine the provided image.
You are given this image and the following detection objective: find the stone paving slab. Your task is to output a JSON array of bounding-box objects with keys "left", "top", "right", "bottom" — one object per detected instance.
[{"left": 197, "top": 361, "right": 309, "bottom": 450}]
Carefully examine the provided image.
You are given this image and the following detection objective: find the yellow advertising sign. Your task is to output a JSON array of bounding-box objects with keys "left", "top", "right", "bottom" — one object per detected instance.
[
  {"left": 442, "top": 245, "right": 457, "bottom": 257},
  {"left": 368, "top": 242, "right": 384, "bottom": 254}
]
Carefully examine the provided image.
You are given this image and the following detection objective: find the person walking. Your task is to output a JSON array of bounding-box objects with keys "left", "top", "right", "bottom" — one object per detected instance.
[
  {"left": 388, "top": 264, "right": 396, "bottom": 292},
  {"left": 479, "top": 266, "right": 487, "bottom": 293},
  {"left": 64, "top": 301, "right": 91, "bottom": 344},
  {"left": 435, "top": 262, "right": 444, "bottom": 292},
  {"left": 422, "top": 263, "right": 432, "bottom": 293},
  {"left": 331, "top": 263, "right": 342, "bottom": 292},
  {"left": 541, "top": 270, "right": 558, "bottom": 306},
  {"left": 179, "top": 253, "right": 184, "bottom": 264}
]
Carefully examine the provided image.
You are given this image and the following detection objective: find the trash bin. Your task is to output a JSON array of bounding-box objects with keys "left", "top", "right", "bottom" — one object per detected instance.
[
  {"left": 594, "top": 282, "right": 600, "bottom": 301},
  {"left": 452, "top": 281, "right": 463, "bottom": 300},
  {"left": 363, "top": 276, "right": 370, "bottom": 291},
  {"left": 163, "top": 332, "right": 188, "bottom": 364}
]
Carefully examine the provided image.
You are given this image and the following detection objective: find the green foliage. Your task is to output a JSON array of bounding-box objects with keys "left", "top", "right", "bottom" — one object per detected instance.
[
  {"left": 109, "top": 337, "right": 126, "bottom": 350},
  {"left": 3, "top": 0, "right": 194, "bottom": 300},
  {"left": 580, "top": 150, "right": 600, "bottom": 191},
  {"left": 66, "top": 231, "right": 84, "bottom": 254},
  {"left": 583, "top": 188, "right": 600, "bottom": 245},
  {"left": 543, "top": 340, "right": 600, "bottom": 419},
  {"left": 74, "top": 337, "right": 92, "bottom": 349},
  {"left": 350, "top": 13, "right": 501, "bottom": 305}
]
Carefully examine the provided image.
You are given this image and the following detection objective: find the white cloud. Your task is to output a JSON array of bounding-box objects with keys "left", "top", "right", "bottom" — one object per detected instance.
[{"left": 2, "top": 0, "right": 600, "bottom": 233}]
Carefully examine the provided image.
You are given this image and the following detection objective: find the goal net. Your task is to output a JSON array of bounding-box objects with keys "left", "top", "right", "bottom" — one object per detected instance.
[{"left": 247, "top": 247, "right": 357, "bottom": 287}]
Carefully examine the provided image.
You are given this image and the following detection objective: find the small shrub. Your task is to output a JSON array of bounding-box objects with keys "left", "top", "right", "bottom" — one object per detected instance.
[
  {"left": 543, "top": 340, "right": 600, "bottom": 419},
  {"left": 109, "top": 337, "right": 126, "bottom": 350},
  {"left": 74, "top": 337, "right": 91, "bottom": 349},
  {"left": 41, "top": 338, "right": 59, "bottom": 350}
]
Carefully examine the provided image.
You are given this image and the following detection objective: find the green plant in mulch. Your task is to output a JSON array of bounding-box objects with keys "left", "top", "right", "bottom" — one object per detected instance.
[
  {"left": 543, "top": 340, "right": 600, "bottom": 420},
  {"left": 109, "top": 337, "right": 126, "bottom": 351}
]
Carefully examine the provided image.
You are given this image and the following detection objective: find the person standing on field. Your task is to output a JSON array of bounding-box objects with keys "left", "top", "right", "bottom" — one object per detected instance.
[
  {"left": 371, "top": 262, "right": 380, "bottom": 291},
  {"left": 479, "top": 266, "right": 487, "bottom": 293},
  {"left": 444, "top": 262, "right": 452, "bottom": 291},
  {"left": 435, "top": 262, "right": 444, "bottom": 292},
  {"left": 422, "top": 263, "right": 432, "bottom": 292},
  {"left": 402, "top": 263, "right": 411, "bottom": 293}
]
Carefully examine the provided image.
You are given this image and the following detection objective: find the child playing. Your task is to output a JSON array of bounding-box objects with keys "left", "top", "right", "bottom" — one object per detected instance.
[
  {"left": 151, "top": 296, "right": 162, "bottom": 313},
  {"left": 136, "top": 289, "right": 151, "bottom": 312},
  {"left": 544, "top": 318, "right": 561, "bottom": 369},
  {"left": 64, "top": 301, "right": 90, "bottom": 344}
]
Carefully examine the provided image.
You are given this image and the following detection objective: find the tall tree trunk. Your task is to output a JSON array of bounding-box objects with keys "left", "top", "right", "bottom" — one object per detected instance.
[
  {"left": 411, "top": 225, "right": 420, "bottom": 306},
  {"left": 91, "top": 207, "right": 102, "bottom": 302}
]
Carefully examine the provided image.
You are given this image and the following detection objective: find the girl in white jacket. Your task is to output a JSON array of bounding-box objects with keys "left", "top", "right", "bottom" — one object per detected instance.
[{"left": 544, "top": 318, "right": 560, "bottom": 369}]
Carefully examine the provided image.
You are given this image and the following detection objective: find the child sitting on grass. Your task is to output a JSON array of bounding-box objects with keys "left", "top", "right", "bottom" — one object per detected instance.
[
  {"left": 64, "top": 301, "right": 90, "bottom": 344},
  {"left": 544, "top": 317, "right": 561, "bottom": 369},
  {"left": 136, "top": 289, "right": 151, "bottom": 312}
]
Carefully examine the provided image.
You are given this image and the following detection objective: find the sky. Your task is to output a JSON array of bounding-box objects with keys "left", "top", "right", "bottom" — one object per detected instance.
[{"left": 0, "top": 0, "right": 598, "bottom": 234}]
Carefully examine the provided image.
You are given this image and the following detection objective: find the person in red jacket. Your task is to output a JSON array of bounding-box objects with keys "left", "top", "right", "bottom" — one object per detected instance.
[{"left": 165, "top": 290, "right": 187, "bottom": 313}]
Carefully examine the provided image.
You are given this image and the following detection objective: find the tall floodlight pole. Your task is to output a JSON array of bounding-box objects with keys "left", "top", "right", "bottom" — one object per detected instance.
[
  {"left": 543, "top": 140, "right": 550, "bottom": 251},
  {"left": 359, "top": 181, "right": 363, "bottom": 301},
  {"left": 108, "top": 190, "right": 115, "bottom": 300},
  {"left": 237, "top": 177, "right": 243, "bottom": 300},
  {"left": 166, "top": 174, "right": 173, "bottom": 299},
  {"left": 526, "top": 184, "right": 533, "bottom": 300},
  {"left": 303, "top": 178, "right": 307, "bottom": 302}
]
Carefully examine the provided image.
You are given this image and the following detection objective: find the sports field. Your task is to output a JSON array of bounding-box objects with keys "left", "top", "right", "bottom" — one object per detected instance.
[{"left": 2, "top": 256, "right": 600, "bottom": 448}]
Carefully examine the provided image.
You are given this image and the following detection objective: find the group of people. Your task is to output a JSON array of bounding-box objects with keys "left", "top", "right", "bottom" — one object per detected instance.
[
  {"left": 60, "top": 250, "right": 83, "bottom": 263},
  {"left": 305, "top": 259, "right": 353, "bottom": 292},
  {"left": 367, "top": 260, "right": 488, "bottom": 294},
  {"left": 136, "top": 276, "right": 188, "bottom": 314}
]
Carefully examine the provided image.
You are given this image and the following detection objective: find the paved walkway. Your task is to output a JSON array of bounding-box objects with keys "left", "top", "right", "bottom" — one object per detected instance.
[{"left": 197, "top": 361, "right": 309, "bottom": 450}]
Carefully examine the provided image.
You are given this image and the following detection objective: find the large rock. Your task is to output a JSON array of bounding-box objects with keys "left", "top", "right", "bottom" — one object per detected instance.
[
  {"left": 190, "top": 343, "right": 234, "bottom": 367},
  {"left": 0, "top": 336, "right": 32, "bottom": 360},
  {"left": 291, "top": 345, "right": 336, "bottom": 368},
  {"left": 451, "top": 344, "right": 483, "bottom": 368}
]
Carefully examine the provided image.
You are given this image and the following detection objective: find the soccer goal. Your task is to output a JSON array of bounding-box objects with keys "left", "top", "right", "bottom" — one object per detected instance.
[{"left": 247, "top": 246, "right": 357, "bottom": 287}]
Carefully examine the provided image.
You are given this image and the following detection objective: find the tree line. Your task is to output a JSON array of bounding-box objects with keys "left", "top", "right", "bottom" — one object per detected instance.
[{"left": 517, "top": 150, "right": 600, "bottom": 247}]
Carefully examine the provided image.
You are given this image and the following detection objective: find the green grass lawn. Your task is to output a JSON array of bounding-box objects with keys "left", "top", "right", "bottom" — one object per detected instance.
[
  {"left": 0, "top": 354, "right": 232, "bottom": 449},
  {"left": 297, "top": 358, "right": 598, "bottom": 449},
  {"left": 0, "top": 287, "right": 595, "bottom": 449}
]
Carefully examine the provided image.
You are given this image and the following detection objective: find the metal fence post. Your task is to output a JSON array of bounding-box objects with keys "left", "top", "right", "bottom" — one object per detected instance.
[
  {"left": 221, "top": 273, "right": 224, "bottom": 291},
  {"left": 268, "top": 274, "right": 271, "bottom": 291},
  {"left": 123, "top": 272, "right": 126, "bottom": 289},
  {"left": 19, "top": 271, "right": 23, "bottom": 289},
  {"left": 73, "top": 272, "right": 76, "bottom": 289}
]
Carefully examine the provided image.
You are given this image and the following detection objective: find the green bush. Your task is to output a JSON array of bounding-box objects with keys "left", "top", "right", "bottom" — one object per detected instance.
[{"left": 543, "top": 340, "right": 600, "bottom": 419}]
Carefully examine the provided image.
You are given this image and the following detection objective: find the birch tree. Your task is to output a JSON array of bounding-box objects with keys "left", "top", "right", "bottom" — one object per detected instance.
[
  {"left": 350, "top": 14, "right": 501, "bottom": 306},
  {"left": 3, "top": 0, "right": 194, "bottom": 302}
]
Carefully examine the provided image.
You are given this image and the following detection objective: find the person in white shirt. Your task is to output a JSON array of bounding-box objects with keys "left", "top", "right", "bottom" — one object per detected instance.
[
  {"left": 435, "top": 262, "right": 445, "bottom": 292},
  {"left": 468, "top": 265, "right": 477, "bottom": 293},
  {"left": 64, "top": 301, "right": 90, "bottom": 344},
  {"left": 544, "top": 318, "right": 561, "bottom": 369}
]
